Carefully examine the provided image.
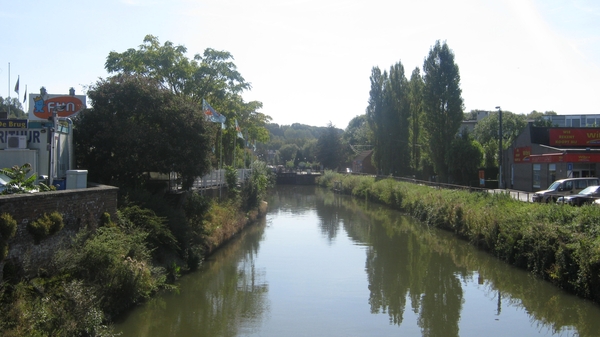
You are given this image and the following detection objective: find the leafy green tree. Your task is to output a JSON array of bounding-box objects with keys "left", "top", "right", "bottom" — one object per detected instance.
[
  {"left": 105, "top": 35, "right": 269, "bottom": 169},
  {"left": 0, "top": 96, "right": 26, "bottom": 118},
  {"left": 526, "top": 110, "right": 556, "bottom": 127},
  {"left": 343, "top": 115, "right": 371, "bottom": 147},
  {"left": 422, "top": 41, "right": 464, "bottom": 182},
  {"left": 0, "top": 163, "right": 38, "bottom": 194},
  {"left": 408, "top": 68, "right": 424, "bottom": 175},
  {"left": 446, "top": 130, "right": 484, "bottom": 185},
  {"left": 74, "top": 74, "right": 212, "bottom": 189},
  {"left": 472, "top": 111, "right": 527, "bottom": 168},
  {"left": 316, "top": 122, "right": 342, "bottom": 170},
  {"left": 278, "top": 144, "right": 299, "bottom": 164},
  {"left": 386, "top": 62, "right": 411, "bottom": 176},
  {"left": 366, "top": 67, "right": 386, "bottom": 173}
]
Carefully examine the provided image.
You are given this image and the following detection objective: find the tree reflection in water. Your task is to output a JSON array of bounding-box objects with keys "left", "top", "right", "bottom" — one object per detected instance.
[
  {"left": 116, "top": 186, "right": 600, "bottom": 337},
  {"left": 314, "top": 187, "right": 600, "bottom": 337}
]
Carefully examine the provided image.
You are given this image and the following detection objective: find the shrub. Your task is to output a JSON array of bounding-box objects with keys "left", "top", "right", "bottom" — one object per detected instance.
[
  {"left": 26, "top": 212, "right": 64, "bottom": 243},
  {"left": 0, "top": 213, "right": 17, "bottom": 239},
  {"left": 53, "top": 226, "right": 165, "bottom": 318}
]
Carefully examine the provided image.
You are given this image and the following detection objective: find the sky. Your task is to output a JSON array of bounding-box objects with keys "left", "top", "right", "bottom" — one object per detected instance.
[{"left": 2, "top": 0, "right": 600, "bottom": 130}]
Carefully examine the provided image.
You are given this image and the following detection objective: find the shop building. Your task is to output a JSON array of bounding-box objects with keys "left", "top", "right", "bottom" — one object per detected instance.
[
  {"left": 0, "top": 88, "right": 86, "bottom": 189},
  {"left": 505, "top": 122, "right": 600, "bottom": 192}
]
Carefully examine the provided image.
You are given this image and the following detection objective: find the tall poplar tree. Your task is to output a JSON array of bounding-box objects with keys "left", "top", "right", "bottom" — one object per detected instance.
[
  {"left": 386, "top": 62, "right": 410, "bottom": 176},
  {"left": 422, "top": 41, "right": 464, "bottom": 182},
  {"left": 366, "top": 67, "right": 386, "bottom": 173},
  {"left": 408, "top": 67, "right": 424, "bottom": 174}
]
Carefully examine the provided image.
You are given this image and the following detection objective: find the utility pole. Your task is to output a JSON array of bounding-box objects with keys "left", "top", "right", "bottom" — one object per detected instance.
[{"left": 496, "top": 106, "right": 503, "bottom": 189}]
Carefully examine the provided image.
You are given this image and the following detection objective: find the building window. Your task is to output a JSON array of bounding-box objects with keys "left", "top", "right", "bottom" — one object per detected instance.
[
  {"left": 549, "top": 163, "right": 556, "bottom": 183},
  {"left": 566, "top": 117, "right": 581, "bottom": 127},
  {"left": 533, "top": 164, "right": 541, "bottom": 189}
]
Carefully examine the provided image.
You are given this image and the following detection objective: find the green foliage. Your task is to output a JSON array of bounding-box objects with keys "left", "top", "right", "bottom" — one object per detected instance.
[
  {"left": 119, "top": 205, "right": 179, "bottom": 256},
  {"left": 100, "top": 212, "right": 115, "bottom": 227},
  {"left": 422, "top": 40, "right": 464, "bottom": 182},
  {"left": 316, "top": 122, "right": 343, "bottom": 170},
  {"left": 104, "top": 35, "right": 271, "bottom": 171},
  {"left": 0, "top": 95, "right": 26, "bottom": 118},
  {"left": 0, "top": 278, "right": 116, "bottom": 337},
  {"left": 320, "top": 171, "right": 600, "bottom": 303},
  {"left": 241, "top": 161, "right": 274, "bottom": 210},
  {"left": 26, "top": 212, "right": 64, "bottom": 243},
  {"left": 74, "top": 74, "right": 212, "bottom": 190},
  {"left": 446, "top": 130, "right": 484, "bottom": 185},
  {"left": 0, "top": 163, "right": 38, "bottom": 194},
  {"left": 225, "top": 165, "right": 240, "bottom": 198},
  {"left": 0, "top": 212, "right": 17, "bottom": 239},
  {"left": 53, "top": 226, "right": 164, "bottom": 318}
]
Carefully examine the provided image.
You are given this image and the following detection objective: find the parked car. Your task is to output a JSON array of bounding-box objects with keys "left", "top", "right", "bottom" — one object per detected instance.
[
  {"left": 557, "top": 185, "right": 600, "bottom": 206},
  {"left": 532, "top": 177, "right": 600, "bottom": 202}
]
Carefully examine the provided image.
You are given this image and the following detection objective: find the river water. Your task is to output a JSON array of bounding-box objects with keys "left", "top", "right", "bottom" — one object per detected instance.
[{"left": 114, "top": 186, "right": 600, "bottom": 337}]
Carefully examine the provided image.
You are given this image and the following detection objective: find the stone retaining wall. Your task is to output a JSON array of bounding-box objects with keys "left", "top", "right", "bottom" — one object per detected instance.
[{"left": 0, "top": 183, "right": 118, "bottom": 279}]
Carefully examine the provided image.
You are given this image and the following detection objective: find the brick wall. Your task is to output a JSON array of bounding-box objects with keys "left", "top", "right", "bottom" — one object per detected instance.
[{"left": 0, "top": 183, "right": 118, "bottom": 279}]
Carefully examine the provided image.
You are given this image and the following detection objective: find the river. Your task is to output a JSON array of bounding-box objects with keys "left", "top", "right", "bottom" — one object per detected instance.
[{"left": 114, "top": 185, "right": 600, "bottom": 337}]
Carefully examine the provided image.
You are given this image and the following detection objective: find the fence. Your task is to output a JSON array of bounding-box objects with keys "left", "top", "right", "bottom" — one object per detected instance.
[
  {"left": 342, "top": 172, "right": 533, "bottom": 202},
  {"left": 192, "top": 169, "right": 252, "bottom": 190}
]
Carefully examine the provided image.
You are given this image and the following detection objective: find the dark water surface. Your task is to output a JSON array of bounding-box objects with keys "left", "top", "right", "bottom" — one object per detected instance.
[{"left": 114, "top": 186, "right": 600, "bottom": 336}]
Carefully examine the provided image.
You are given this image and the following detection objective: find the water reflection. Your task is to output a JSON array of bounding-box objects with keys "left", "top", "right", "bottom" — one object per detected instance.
[
  {"left": 313, "top": 187, "right": 600, "bottom": 337},
  {"left": 115, "top": 218, "right": 269, "bottom": 337},
  {"left": 115, "top": 186, "right": 600, "bottom": 337}
]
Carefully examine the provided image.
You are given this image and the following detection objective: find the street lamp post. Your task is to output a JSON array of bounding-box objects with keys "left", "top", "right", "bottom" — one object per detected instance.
[{"left": 496, "top": 106, "right": 503, "bottom": 189}]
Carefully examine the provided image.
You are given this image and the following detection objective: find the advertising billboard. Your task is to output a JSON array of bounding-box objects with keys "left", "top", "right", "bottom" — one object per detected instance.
[{"left": 27, "top": 92, "right": 86, "bottom": 121}]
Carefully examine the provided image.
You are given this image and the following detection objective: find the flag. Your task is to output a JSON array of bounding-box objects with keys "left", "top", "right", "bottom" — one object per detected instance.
[
  {"left": 235, "top": 119, "right": 244, "bottom": 139},
  {"left": 14, "top": 76, "right": 19, "bottom": 94},
  {"left": 202, "top": 99, "right": 226, "bottom": 124},
  {"left": 23, "top": 86, "right": 27, "bottom": 103}
]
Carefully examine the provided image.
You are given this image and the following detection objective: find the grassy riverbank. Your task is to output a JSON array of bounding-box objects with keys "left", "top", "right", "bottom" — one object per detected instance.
[{"left": 318, "top": 171, "right": 600, "bottom": 303}]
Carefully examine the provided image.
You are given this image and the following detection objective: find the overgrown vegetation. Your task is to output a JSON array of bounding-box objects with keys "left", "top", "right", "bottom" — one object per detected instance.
[
  {"left": 26, "top": 211, "right": 64, "bottom": 244},
  {"left": 0, "top": 213, "right": 17, "bottom": 260},
  {"left": 319, "top": 171, "right": 600, "bottom": 303},
  {"left": 0, "top": 164, "right": 273, "bottom": 336},
  {"left": 0, "top": 163, "right": 53, "bottom": 195}
]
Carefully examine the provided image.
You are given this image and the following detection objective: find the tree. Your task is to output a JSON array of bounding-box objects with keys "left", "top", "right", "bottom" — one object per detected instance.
[
  {"left": 343, "top": 115, "right": 371, "bottom": 147},
  {"left": 472, "top": 111, "right": 527, "bottom": 168},
  {"left": 278, "top": 144, "right": 299, "bottom": 164},
  {"left": 366, "top": 67, "right": 386, "bottom": 173},
  {"left": 105, "top": 35, "right": 269, "bottom": 168},
  {"left": 0, "top": 96, "right": 26, "bottom": 118},
  {"left": 408, "top": 67, "right": 424, "bottom": 175},
  {"left": 316, "top": 122, "right": 342, "bottom": 170},
  {"left": 422, "top": 41, "right": 464, "bottom": 183},
  {"left": 74, "top": 74, "right": 212, "bottom": 189},
  {"left": 446, "top": 130, "right": 484, "bottom": 185},
  {"left": 386, "top": 62, "right": 411, "bottom": 176},
  {"left": 365, "top": 63, "right": 411, "bottom": 176},
  {"left": 526, "top": 110, "right": 556, "bottom": 127}
]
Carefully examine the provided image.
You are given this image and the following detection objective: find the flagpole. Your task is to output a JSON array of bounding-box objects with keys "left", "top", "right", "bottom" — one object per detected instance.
[
  {"left": 219, "top": 127, "right": 223, "bottom": 198},
  {"left": 7, "top": 63, "right": 10, "bottom": 116}
]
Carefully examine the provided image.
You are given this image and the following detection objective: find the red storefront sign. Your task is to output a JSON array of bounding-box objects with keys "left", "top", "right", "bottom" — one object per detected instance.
[
  {"left": 530, "top": 152, "right": 600, "bottom": 163},
  {"left": 513, "top": 146, "right": 531, "bottom": 163},
  {"left": 549, "top": 129, "right": 600, "bottom": 147}
]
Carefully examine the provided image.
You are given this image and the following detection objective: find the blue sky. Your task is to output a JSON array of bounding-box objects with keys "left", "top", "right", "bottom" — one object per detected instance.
[{"left": 2, "top": 0, "right": 600, "bottom": 129}]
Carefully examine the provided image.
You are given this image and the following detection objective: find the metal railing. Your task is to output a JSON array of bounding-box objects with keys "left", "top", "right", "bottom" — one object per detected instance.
[
  {"left": 343, "top": 172, "right": 533, "bottom": 202},
  {"left": 192, "top": 169, "right": 253, "bottom": 190}
]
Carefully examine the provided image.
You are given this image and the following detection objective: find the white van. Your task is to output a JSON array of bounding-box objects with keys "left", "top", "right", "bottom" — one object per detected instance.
[{"left": 532, "top": 177, "right": 600, "bottom": 202}]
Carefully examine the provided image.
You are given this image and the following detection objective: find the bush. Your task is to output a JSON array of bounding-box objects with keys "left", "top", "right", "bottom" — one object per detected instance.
[
  {"left": 54, "top": 226, "right": 165, "bottom": 318},
  {"left": 26, "top": 212, "right": 64, "bottom": 243},
  {"left": 0, "top": 213, "right": 17, "bottom": 239}
]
